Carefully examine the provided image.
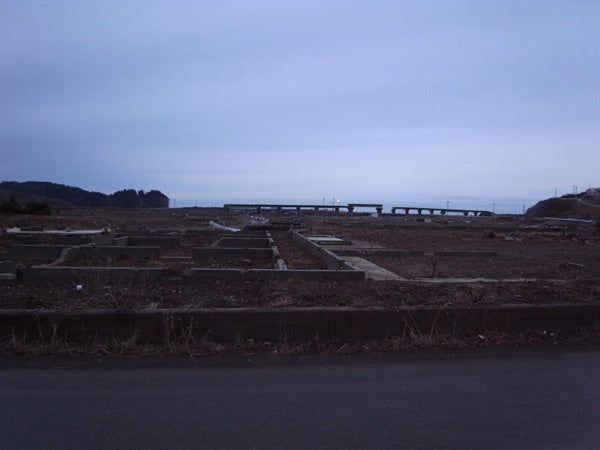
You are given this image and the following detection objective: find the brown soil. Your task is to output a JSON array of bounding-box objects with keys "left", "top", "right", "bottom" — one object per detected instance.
[
  {"left": 1, "top": 209, "right": 599, "bottom": 311},
  {"left": 271, "top": 230, "right": 327, "bottom": 269}
]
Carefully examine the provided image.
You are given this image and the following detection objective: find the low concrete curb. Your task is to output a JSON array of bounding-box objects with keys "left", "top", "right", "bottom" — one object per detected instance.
[
  {"left": 2, "top": 303, "right": 598, "bottom": 345},
  {"left": 216, "top": 238, "right": 271, "bottom": 248},
  {"left": 335, "top": 249, "right": 498, "bottom": 257},
  {"left": 6, "top": 245, "right": 73, "bottom": 259},
  {"left": 20, "top": 267, "right": 164, "bottom": 282},
  {"left": 127, "top": 236, "right": 181, "bottom": 247},
  {"left": 185, "top": 269, "right": 365, "bottom": 281}
]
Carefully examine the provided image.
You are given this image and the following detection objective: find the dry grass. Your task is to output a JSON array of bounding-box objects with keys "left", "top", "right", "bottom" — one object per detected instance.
[{"left": 3, "top": 326, "right": 598, "bottom": 358}]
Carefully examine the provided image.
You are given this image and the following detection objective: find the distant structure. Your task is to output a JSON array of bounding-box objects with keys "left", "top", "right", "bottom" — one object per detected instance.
[{"left": 585, "top": 187, "right": 600, "bottom": 197}]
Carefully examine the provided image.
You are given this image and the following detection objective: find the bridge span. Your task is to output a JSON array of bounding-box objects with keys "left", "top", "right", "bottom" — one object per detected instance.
[
  {"left": 224, "top": 203, "right": 491, "bottom": 217},
  {"left": 391, "top": 206, "right": 493, "bottom": 216}
]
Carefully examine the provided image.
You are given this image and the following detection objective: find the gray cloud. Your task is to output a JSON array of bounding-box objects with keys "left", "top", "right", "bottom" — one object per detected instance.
[{"left": 1, "top": 0, "right": 599, "bottom": 207}]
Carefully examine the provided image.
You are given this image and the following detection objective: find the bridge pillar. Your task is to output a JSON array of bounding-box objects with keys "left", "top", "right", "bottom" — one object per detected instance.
[
  {"left": 276, "top": 206, "right": 282, "bottom": 214},
  {"left": 348, "top": 206, "right": 354, "bottom": 215},
  {"left": 257, "top": 206, "right": 261, "bottom": 213},
  {"left": 296, "top": 206, "right": 301, "bottom": 215},
  {"left": 376, "top": 207, "right": 383, "bottom": 216},
  {"left": 404, "top": 208, "right": 410, "bottom": 215},
  {"left": 417, "top": 209, "right": 422, "bottom": 215}
]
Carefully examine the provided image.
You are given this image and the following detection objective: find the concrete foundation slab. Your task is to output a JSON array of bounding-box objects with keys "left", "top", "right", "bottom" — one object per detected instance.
[{"left": 342, "top": 257, "right": 403, "bottom": 281}]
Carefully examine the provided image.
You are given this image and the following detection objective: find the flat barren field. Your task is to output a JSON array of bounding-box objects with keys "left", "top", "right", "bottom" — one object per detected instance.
[{"left": 1, "top": 208, "right": 599, "bottom": 310}]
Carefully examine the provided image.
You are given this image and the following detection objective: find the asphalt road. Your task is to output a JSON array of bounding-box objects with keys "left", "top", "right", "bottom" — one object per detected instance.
[{"left": 2, "top": 348, "right": 600, "bottom": 449}]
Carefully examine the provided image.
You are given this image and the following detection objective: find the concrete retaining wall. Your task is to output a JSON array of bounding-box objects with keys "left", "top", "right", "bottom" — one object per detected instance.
[
  {"left": 292, "top": 232, "right": 355, "bottom": 270},
  {"left": 185, "top": 268, "right": 243, "bottom": 280},
  {"left": 192, "top": 248, "right": 275, "bottom": 260},
  {"left": 127, "top": 236, "right": 181, "bottom": 247},
  {"left": 244, "top": 269, "right": 364, "bottom": 281},
  {"left": 7, "top": 245, "right": 72, "bottom": 259},
  {"left": 186, "top": 268, "right": 364, "bottom": 281},
  {"left": 219, "top": 232, "right": 268, "bottom": 239},
  {"left": 6, "top": 243, "right": 161, "bottom": 260},
  {"left": 18, "top": 266, "right": 364, "bottom": 283},
  {"left": 7, "top": 235, "right": 111, "bottom": 246},
  {"left": 335, "top": 249, "right": 425, "bottom": 257},
  {"left": 81, "top": 246, "right": 161, "bottom": 259},
  {"left": 112, "top": 237, "right": 129, "bottom": 246},
  {"left": 432, "top": 250, "right": 498, "bottom": 257},
  {"left": 334, "top": 249, "right": 498, "bottom": 257},
  {"left": 2, "top": 303, "right": 598, "bottom": 345},
  {"left": 0, "top": 260, "right": 17, "bottom": 280},
  {"left": 216, "top": 238, "right": 271, "bottom": 248}
]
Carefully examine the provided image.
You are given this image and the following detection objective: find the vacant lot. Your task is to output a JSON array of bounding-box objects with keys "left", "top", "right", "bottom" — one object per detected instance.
[{"left": 1, "top": 208, "right": 599, "bottom": 310}]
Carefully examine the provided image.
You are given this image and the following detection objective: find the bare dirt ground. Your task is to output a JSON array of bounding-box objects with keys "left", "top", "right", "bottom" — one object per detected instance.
[{"left": 1, "top": 208, "right": 599, "bottom": 310}]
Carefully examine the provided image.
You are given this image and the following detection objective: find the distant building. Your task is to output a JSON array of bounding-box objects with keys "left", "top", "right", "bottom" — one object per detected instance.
[{"left": 585, "top": 187, "right": 600, "bottom": 197}]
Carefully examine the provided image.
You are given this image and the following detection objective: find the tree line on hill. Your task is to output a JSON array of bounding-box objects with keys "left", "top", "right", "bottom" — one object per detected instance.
[{"left": 0, "top": 181, "right": 169, "bottom": 212}]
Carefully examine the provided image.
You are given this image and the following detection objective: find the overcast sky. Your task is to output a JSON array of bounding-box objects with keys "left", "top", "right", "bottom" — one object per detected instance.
[{"left": 1, "top": 1, "right": 599, "bottom": 210}]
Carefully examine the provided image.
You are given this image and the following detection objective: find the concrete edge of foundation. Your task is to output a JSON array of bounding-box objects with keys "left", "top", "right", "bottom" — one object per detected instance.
[{"left": 1, "top": 303, "right": 599, "bottom": 345}]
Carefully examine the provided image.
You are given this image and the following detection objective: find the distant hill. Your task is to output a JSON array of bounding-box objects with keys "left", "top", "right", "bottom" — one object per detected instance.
[
  {"left": 526, "top": 194, "right": 600, "bottom": 219},
  {"left": 0, "top": 181, "right": 169, "bottom": 209}
]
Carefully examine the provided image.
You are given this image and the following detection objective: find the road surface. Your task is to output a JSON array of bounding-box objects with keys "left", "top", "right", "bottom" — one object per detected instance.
[{"left": 2, "top": 348, "right": 600, "bottom": 449}]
